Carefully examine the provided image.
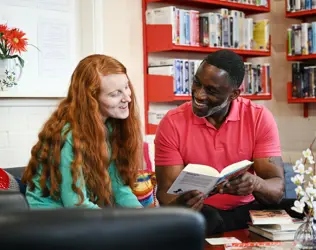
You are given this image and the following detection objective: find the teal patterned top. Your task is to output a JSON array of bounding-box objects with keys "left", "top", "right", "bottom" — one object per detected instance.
[{"left": 26, "top": 123, "right": 141, "bottom": 209}]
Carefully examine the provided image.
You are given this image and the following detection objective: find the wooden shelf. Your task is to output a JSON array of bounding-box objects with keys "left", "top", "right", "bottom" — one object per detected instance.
[
  {"left": 148, "top": 75, "right": 272, "bottom": 102},
  {"left": 287, "top": 82, "right": 316, "bottom": 117},
  {"left": 146, "top": 0, "right": 270, "bottom": 14},
  {"left": 146, "top": 25, "right": 271, "bottom": 57},
  {"left": 286, "top": 9, "right": 316, "bottom": 18},
  {"left": 287, "top": 53, "right": 316, "bottom": 61}
]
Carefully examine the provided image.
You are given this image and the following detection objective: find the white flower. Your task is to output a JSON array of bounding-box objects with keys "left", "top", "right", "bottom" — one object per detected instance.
[
  {"left": 291, "top": 174, "right": 305, "bottom": 185},
  {"left": 300, "top": 194, "right": 309, "bottom": 203},
  {"left": 305, "top": 167, "right": 314, "bottom": 175},
  {"left": 308, "top": 155, "right": 315, "bottom": 165},
  {"left": 306, "top": 187, "right": 316, "bottom": 198},
  {"left": 303, "top": 148, "right": 312, "bottom": 158},
  {"left": 295, "top": 159, "right": 303, "bottom": 167},
  {"left": 311, "top": 176, "right": 316, "bottom": 187},
  {"left": 291, "top": 200, "right": 305, "bottom": 214},
  {"left": 294, "top": 164, "right": 306, "bottom": 174},
  {"left": 306, "top": 200, "right": 314, "bottom": 209},
  {"left": 295, "top": 186, "right": 305, "bottom": 196}
]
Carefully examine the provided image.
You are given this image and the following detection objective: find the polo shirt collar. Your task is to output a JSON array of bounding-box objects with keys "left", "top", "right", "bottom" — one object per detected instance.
[{"left": 192, "top": 98, "right": 240, "bottom": 125}]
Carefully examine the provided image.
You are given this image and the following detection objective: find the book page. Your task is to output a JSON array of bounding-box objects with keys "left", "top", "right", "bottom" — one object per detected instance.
[
  {"left": 220, "top": 160, "right": 253, "bottom": 176},
  {"left": 184, "top": 163, "right": 220, "bottom": 177},
  {"left": 167, "top": 171, "right": 219, "bottom": 195}
]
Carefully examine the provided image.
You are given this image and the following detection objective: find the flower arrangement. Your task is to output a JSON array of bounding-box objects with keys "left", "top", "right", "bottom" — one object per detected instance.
[
  {"left": 291, "top": 138, "right": 316, "bottom": 217},
  {"left": 0, "top": 23, "right": 28, "bottom": 67}
]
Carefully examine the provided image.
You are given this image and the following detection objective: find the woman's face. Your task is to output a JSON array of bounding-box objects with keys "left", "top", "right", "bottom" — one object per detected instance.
[{"left": 98, "top": 74, "right": 132, "bottom": 121}]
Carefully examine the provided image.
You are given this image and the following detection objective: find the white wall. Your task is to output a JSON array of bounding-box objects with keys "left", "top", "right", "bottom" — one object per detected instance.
[
  {"left": 1, "top": 0, "right": 315, "bottom": 168},
  {"left": 0, "top": 0, "right": 144, "bottom": 168}
]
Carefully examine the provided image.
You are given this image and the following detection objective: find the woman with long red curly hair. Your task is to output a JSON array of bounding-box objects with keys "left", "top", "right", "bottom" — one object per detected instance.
[{"left": 22, "top": 54, "right": 143, "bottom": 208}]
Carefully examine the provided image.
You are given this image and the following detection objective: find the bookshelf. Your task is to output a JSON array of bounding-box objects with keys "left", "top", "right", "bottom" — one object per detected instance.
[
  {"left": 285, "top": 2, "right": 316, "bottom": 118},
  {"left": 148, "top": 75, "right": 272, "bottom": 102},
  {"left": 142, "top": 0, "right": 272, "bottom": 134}
]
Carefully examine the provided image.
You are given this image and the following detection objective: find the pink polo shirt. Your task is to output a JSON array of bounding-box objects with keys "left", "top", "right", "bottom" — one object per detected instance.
[{"left": 154, "top": 97, "right": 281, "bottom": 210}]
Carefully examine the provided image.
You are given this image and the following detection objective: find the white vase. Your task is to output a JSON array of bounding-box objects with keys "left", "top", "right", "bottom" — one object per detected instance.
[{"left": 0, "top": 58, "right": 23, "bottom": 91}]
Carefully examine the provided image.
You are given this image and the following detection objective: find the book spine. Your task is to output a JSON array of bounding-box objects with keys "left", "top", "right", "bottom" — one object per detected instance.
[
  {"left": 312, "top": 22, "right": 316, "bottom": 53},
  {"left": 199, "top": 16, "right": 209, "bottom": 47},
  {"left": 301, "top": 23, "right": 309, "bottom": 55},
  {"left": 175, "top": 59, "right": 181, "bottom": 95},
  {"left": 183, "top": 60, "right": 189, "bottom": 95},
  {"left": 184, "top": 11, "right": 190, "bottom": 45},
  {"left": 180, "top": 60, "right": 184, "bottom": 94},
  {"left": 175, "top": 8, "right": 180, "bottom": 45},
  {"left": 179, "top": 10, "right": 185, "bottom": 45}
]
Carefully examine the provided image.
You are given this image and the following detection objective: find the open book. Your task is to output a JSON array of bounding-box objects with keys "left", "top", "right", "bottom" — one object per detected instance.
[{"left": 167, "top": 160, "right": 253, "bottom": 195}]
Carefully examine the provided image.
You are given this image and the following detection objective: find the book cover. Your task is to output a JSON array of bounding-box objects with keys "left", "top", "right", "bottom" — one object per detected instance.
[
  {"left": 224, "top": 241, "right": 296, "bottom": 250},
  {"left": 249, "top": 210, "right": 293, "bottom": 225}
]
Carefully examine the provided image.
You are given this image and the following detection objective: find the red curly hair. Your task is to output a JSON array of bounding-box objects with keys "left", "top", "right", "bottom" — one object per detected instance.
[{"left": 22, "top": 54, "right": 143, "bottom": 207}]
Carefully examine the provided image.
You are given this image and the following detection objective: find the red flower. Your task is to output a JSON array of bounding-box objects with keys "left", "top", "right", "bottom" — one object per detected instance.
[
  {"left": 6, "top": 28, "right": 28, "bottom": 54},
  {"left": 0, "top": 24, "right": 8, "bottom": 35}
]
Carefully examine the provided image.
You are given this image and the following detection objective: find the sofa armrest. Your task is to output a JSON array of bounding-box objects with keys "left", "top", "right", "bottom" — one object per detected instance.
[{"left": 0, "top": 190, "right": 29, "bottom": 211}]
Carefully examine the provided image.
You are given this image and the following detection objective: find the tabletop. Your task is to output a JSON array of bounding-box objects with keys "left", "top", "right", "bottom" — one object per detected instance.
[{"left": 204, "top": 229, "right": 268, "bottom": 250}]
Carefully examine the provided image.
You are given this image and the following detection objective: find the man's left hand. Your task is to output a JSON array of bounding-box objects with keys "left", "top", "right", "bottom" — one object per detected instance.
[{"left": 219, "top": 172, "right": 260, "bottom": 196}]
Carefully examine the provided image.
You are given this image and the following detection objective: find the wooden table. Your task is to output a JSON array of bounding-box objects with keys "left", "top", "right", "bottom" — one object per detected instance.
[{"left": 204, "top": 229, "right": 268, "bottom": 250}]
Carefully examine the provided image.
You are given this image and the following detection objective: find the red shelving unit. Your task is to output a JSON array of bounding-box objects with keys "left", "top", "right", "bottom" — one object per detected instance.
[
  {"left": 287, "top": 82, "right": 316, "bottom": 118},
  {"left": 147, "top": 25, "right": 271, "bottom": 56},
  {"left": 285, "top": 4, "right": 316, "bottom": 117},
  {"left": 148, "top": 124, "right": 159, "bottom": 135},
  {"left": 148, "top": 75, "right": 272, "bottom": 102},
  {"left": 286, "top": 9, "right": 316, "bottom": 18},
  {"left": 146, "top": 0, "right": 270, "bottom": 14},
  {"left": 142, "top": 0, "right": 272, "bottom": 134},
  {"left": 287, "top": 54, "right": 316, "bottom": 61}
]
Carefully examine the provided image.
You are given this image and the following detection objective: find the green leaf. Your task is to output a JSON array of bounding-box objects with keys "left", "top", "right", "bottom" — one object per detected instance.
[{"left": 17, "top": 56, "right": 24, "bottom": 68}]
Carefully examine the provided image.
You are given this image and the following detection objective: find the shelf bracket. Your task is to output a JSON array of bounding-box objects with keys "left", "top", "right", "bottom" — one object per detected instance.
[{"left": 304, "top": 103, "right": 309, "bottom": 118}]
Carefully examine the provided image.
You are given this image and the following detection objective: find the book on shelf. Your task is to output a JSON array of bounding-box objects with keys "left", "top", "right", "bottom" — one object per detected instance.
[
  {"left": 253, "top": 19, "right": 270, "bottom": 51},
  {"left": 145, "top": 6, "right": 270, "bottom": 51},
  {"left": 291, "top": 62, "right": 316, "bottom": 98},
  {"left": 287, "top": 22, "right": 316, "bottom": 56},
  {"left": 224, "top": 241, "right": 296, "bottom": 250},
  {"left": 148, "top": 58, "right": 271, "bottom": 96},
  {"left": 248, "top": 219, "right": 303, "bottom": 241},
  {"left": 240, "top": 63, "right": 270, "bottom": 95},
  {"left": 167, "top": 160, "right": 253, "bottom": 195},
  {"left": 249, "top": 210, "right": 293, "bottom": 225},
  {"left": 287, "top": 0, "right": 316, "bottom": 13},
  {"left": 148, "top": 58, "right": 201, "bottom": 96}
]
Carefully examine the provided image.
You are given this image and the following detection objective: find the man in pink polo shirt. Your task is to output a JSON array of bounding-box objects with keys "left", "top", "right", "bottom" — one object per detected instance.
[{"left": 154, "top": 50, "right": 286, "bottom": 234}]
